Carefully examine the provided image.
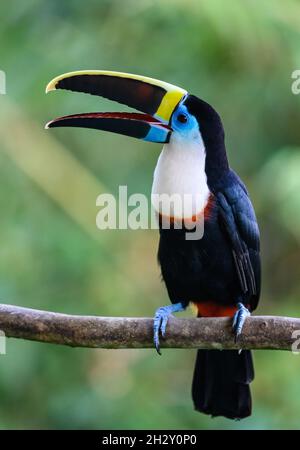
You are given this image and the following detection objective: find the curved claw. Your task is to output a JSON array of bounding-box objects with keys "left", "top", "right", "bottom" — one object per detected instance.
[
  {"left": 153, "top": 302, "right": 185, "bottom": 355},
  {"left": 160, "top": 313, "right": 169, "bottom": 337},
  {"left": 154, "top": 311, "right": 163, "bottom": 355},
  {"left": 232, "top": 302, "right": 250, "bottom": 342},
  {"left": 153, "top": 306, "right": 171, "bottom": 355}
]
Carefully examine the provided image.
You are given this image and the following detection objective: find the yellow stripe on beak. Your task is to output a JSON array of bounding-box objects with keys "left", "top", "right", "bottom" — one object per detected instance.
[{"left": 155, "top": 89, "right": 187, "bottom": 122}]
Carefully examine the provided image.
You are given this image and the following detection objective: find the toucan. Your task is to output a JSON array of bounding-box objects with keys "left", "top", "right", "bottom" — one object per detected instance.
[{"left": 45, "top": 70, "right": 261, "bottom": 420}]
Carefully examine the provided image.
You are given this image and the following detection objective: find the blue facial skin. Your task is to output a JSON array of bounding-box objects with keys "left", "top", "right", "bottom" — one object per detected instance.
[
  {"left": 144, "top": 103, "right": 200, "bottom": 144},
  {"left": 170, "top": 103, "right": 200, "bottom": 140}
]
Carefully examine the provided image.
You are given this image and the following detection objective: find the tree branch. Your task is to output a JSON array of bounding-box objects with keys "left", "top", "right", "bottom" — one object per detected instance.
[{"left": 0, "top": 304, "right": 298, "bottom": 350}]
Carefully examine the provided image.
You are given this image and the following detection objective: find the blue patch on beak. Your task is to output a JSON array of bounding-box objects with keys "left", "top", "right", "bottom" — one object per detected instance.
[{"left": 144, "top": 125, "right": 171, "bottom": 143}]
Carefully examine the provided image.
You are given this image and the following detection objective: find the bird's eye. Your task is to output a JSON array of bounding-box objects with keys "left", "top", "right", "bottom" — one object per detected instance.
[{"left": 177, "top": 113, "right": 188, "bottom": 124}]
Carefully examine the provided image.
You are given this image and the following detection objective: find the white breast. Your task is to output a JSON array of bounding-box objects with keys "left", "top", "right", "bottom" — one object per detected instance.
[{"left": 151, "top": 133, "right": 210, "bottom": 219}]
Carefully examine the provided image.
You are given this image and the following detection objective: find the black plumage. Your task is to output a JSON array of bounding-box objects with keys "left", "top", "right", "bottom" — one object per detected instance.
[
  {"left": 158, "top": 95, "right": 261, "bottom": 419},
  {"left": 158, "top": 171, "right": 260, "bottom": 311},
  {"left": 192, "top": 349, "right": 254, "bottom": 419}
]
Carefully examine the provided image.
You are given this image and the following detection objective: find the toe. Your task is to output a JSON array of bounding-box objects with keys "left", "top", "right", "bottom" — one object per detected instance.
[
  {"left": 153, "top": 305, "right": 179, "bottom": 354},
  {"left": 232, "top": 309, "right": 241, "bottom": 333},
  {"left": 232, "top": 311, "right": 238, "bottom": 331},
  {"left": 153, "top": 312, "right": 163, "bottom": 355},
  {"left": 154, "top": 333, "right": 161, "bottom": 355},
  {"left": 232, "top": 304, "right": 250, "bottom": 340},
  {"left": 153, "top": 325, "right": 161, "bottom": 355},
  {"left": 161, "top": 314, "right": 170, "bottom": 337}
]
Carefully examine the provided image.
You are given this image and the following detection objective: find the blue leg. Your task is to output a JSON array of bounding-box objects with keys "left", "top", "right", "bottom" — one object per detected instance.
[
  {"left": 153, "top": 302, "right": 186, "bottom": 355},
  {"left": 232, "top": 302, "right": 250, "bottom": 342}
]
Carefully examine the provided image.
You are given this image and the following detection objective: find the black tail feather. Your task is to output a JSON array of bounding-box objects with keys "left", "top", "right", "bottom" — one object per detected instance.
[{"left": 192, "top": 349, "right": 254, "bottom": 420}]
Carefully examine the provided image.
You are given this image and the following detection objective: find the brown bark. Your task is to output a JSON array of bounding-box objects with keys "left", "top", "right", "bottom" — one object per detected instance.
[{"left": 0, "top": 304, "right": 298, "bottom": 351}]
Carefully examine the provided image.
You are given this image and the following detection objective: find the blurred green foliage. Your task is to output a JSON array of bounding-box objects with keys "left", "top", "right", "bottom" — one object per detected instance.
[{"left": 0, "top": 0, "right": 300, "bottom": 430}]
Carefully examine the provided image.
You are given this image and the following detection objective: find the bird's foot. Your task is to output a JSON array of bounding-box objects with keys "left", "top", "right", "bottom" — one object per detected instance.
[
  {"left": 153, "top": 302, "right": 185, "bottom": 355},
  {"left": 232, "top": 302, "right": 250, "bottom": 342}
]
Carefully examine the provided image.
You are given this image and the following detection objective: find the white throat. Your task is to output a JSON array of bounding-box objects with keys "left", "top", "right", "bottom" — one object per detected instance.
[{"left": 151, "top": 133, "right": 210, "bottom": 219}]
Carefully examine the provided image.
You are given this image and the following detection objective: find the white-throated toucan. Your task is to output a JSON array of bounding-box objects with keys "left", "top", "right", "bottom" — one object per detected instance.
[{"left": 45, "top": 70, "right": 261, "bottom": 420}]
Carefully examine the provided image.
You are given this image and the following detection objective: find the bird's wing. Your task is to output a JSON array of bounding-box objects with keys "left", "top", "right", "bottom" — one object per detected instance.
[{"left": 216, "top": 175, "right": 261, "bottom": 311}]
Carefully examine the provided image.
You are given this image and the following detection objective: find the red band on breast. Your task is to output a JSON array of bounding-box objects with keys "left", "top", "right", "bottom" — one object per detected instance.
[
  {"left": 158, "top": 193, "right": 216, "bottom": 225},
  {"left": 193, "top": 301, "right": 238, "bottom": 317}
]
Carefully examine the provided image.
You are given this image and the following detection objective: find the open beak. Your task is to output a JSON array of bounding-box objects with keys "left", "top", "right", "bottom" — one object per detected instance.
[{"left": 45, "top": 70, "right": 187, "bottom": 143}]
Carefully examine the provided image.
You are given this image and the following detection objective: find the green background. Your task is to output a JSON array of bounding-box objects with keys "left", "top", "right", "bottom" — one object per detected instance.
[{"left": 0, "top": 0, "right": 300, "bottom": 429}]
